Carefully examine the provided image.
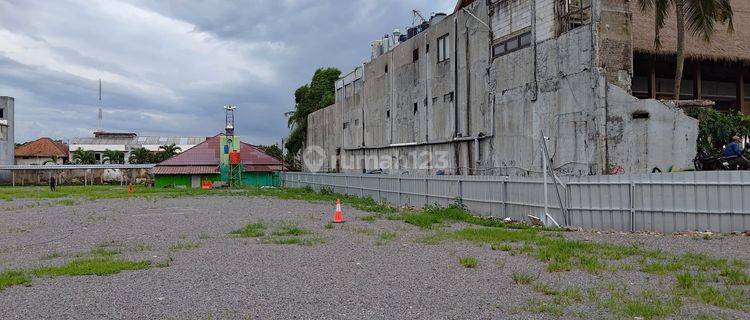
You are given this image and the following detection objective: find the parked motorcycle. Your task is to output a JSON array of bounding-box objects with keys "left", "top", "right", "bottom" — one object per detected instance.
[{"left": 694, "top": 149, "right": 731, "bottom": 171}]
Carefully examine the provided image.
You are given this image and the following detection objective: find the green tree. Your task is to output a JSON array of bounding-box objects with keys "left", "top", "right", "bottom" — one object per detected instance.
[
  {"left": 257, "top": 144, "right": 284, "bottom": 161},
  {"left": 154, "top": 144, "right": 182, "bottom": 162},
  {"left": 102, "top": 149, "right": 125, "bottom": 164},
  {"left": 71, "top": 148, "right": 96, "bottom": 165},
  {"left": 637, "top": 0, "right": 733, "bottom": 100},
  {"left": 284, "top": 67, "right": 341, "bottom": 156},
  {"left": 128, "top": 147, "right": 153, "bottom": 164},
  {"left": 686, "top": 107, "right": 750, "bottom": 152}
]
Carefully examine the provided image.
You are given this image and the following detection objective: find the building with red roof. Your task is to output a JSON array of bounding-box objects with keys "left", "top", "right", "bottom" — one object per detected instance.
[
  {"left": 14, "top": 138, "right": 69, "bottom": 165},
  {"left": 152, "top": 134, "right": 284, "bottom": 188}
]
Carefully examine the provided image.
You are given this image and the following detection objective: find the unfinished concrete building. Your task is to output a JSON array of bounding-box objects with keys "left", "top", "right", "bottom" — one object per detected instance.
[
  {"left": 0, "top": 96, "right": 14, "bottom": 183},
  {"left": 304, "top": 0, "right": 745, "bottom": 176}
]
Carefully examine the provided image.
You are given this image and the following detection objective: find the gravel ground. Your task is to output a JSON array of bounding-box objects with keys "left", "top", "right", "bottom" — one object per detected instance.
[{"left": 0, "top": 195, "right": 749, "bottom": 319}]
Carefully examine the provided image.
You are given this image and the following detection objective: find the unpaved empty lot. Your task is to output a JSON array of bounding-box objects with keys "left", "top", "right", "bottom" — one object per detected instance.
[{"left": 1, "top": 195, "right": 749, "bottom": 319}]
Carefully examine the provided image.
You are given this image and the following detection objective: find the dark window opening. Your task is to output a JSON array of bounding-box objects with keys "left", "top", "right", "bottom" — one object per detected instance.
[
  {"left": 426, "top": 43, "right": 430, "bottom": 53},
  {"left": 336, "top": 148, "right": 341, "bottom": 156},
  {"left": 0, "top": 108, "right": 4, "bottom": 119},
  {"left": 343, "top": 122, "right": 349, "bottom": 129},
  {"left": 492, "top": 31, "right": 532, "bottom": 58},
  {"left": 386, "top": 110, "right": 391, "bottom": 118},
  {"left": 413, "top": 49, "right": 419, "bottom": 62},
  {"left": 558, "top": 0, "right": 592, "bottom": 34},
  {"left": 385, "top": 64, "right": 388, "bottom": 73},
  {"left": 413, "top": 103, "right": 418, "bottom": 114},
  {"left": 424, "top": 97, "right": 428, "bottom": 106},
  {"left": 432, "top": 97, "right": 438, "bottom": 104},
  {"left": 632, "top": 111, "right": 650, "bottom": 119}
]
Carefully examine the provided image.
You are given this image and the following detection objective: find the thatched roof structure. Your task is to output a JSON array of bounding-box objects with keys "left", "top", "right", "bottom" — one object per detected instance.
[{"left": 631, "top": 0, "right": 750, "bottom": 63}]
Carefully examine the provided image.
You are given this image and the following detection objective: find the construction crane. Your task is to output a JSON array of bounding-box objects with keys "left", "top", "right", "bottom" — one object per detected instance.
[{"left": 412, "top": 9, "right": 427, "bottom": 26}]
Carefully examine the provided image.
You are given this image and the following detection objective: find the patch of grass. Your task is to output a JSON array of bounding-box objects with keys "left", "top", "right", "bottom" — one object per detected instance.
[
  {"left": 198, "top": 233, "right": 212, "bottom": 240},
  {"left": 695, "top": 286, "right": 749, "bottom": 311},
  {"left": 605, "top": 289, "right": 682, "bottom": 319},
  {"left": 154, "top": 256, "right": 174, "bottom": 268},
  {"left": 532, "top": 282, "right": 559, "bottom": 296},
  {"left": 169, "top": 242, "right": 200, "bottom": 251},
  {"left": 41, "top": 252, "right": 63, "bottom": 260},
  {"left": 375, "top": 231, "right": 398, "bottom": 246},
  {"left": 0, "top": 270, "right": 31, "bottom": 291},
  {"left": 90, "top": 247, "right": 121, "bottom": 257},
  {"left": 324, "top": 222, "right": 333, "bottom": 229},
  {"left": 57, "top": 199, "right": 77, "bottom": 206},
  {"left": 676, "top": 271, "right": 695, "bottom": 290},
  {"left": 512, "top": 272, "right": 535, "bottom": 285},
  {"left": 352, "top": 226, "right": 375, "bottom": 235},
  {"left": 360, "top": 215, "right": 377, "bottom": 222},
  {"left": 459, "top": 256, "right": 478, "bottom": 268},
  {"left": 272, "top": 225, "right": 308, "bottom": 236},
  {"left": 400, "top": 204, "right": 526, "bottom": 230},
  {"left": 265, "top": 236, "right": 324, "bottom": 246},
  {"left": 230, "top": 222, "right": 266, "bottom": 238},
  {"left": 491, "top": 243, "right": 513, "bottom": 251},
  {"left": 33, "top": 257, "right": 151, "bottom": 277},
  {"left": 720, "top": 267, "right": 750, "bottom": 285},
  {"left": 555, "top": 287, "right": 584, "bottom": 304},
  {"left": 522, "top": 299, "right": 564, "bottom": 316}
]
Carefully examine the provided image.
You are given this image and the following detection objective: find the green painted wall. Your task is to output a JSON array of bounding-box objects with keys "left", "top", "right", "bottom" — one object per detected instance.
[
  {"left": 154, "top": 172, "right": 279, "bottom": 188},
  {"left": 154, "top": 174, "right": 220, "bottom": 188}
]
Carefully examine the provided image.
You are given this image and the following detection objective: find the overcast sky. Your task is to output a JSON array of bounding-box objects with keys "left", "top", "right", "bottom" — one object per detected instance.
[{"left": 0, "top": 0, "right": 455, "bottom": 145}]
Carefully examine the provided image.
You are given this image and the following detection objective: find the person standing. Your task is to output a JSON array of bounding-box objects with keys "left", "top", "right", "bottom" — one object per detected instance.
[
  {"left": 49, "top": 175, "right": 57, "bottom": 192},
  {"left": 724, "top": 136, "right": 750, "bottom": 170}
]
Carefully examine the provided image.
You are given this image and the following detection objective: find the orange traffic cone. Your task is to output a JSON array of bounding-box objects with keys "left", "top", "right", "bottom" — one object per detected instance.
[{"left": 333, "top": 198, "right": 344, "bottom": 223}]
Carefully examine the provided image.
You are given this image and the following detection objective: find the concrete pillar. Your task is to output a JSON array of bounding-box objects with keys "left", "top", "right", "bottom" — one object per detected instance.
[
  {"left": 738, "top": 70, "right": 747, "bottom": 115},
  {"left": 0, "top": 96, "right": 14, "bottom": 184},
  {"left": 693, "top": 63, "right": 702, "bottom": 100}
]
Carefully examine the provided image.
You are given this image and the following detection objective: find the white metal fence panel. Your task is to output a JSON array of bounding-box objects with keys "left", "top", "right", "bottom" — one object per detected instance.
[{"left": 281, "top": 171, "right": 750, "bottom": 233}]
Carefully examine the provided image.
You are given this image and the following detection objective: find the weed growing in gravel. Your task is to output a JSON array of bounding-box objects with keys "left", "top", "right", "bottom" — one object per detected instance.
[
  {"left": 491, "top": 243, "right": 513, "bottom": 251},
  {"left": 532, "top": 282, "right": 559, "bottom": 296},
  {"left": 512, "top": 272, "right": 535, "bottom": 285},
  {"left": 154, "top": 256, "right": 174, "bottom": 268},
  {"left": 604, "top": 289, "right": 682, "bottom": 319},
  {"left": 170, "top": 242, "right": 200, "bottom": 251},
  {"left": 324, "top": 222, "right": 334, "bottom": 229},
  {"left": 360, "top": 215, "right": 377, "bottom": 222},
  {"left": 0, "top": 270, "right": 31, "bottom": 291},
  {"left": 198, "top": 233, "right": 212, "bottom": 240},
  {"left": 57, "top": 199, "right": 77, "bottom": 206},
  {"left": 41, "top": 252, "right": 63, "bottom": 260},
  {"left": 230, "top": 223, "right": 266, "bottom": 238},
  {"left": 266, "top": 236, "right": 324, "bottom": 246},
  {"left": 375, "top": 231, "right": 398, "bottom": 246},
  {"left": 272, "top": 224, "right": 308, "bottom": 236},
  {"left": 33, "top": 258, "right": 151, "bottom": 277},
  {"left": 459, "top": 256, "right": 478, "bottom": 268}
]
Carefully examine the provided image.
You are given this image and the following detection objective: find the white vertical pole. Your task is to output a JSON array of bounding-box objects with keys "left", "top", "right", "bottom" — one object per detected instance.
[{"left": 543, "top": 151, "right": 549, "bottom": 226}]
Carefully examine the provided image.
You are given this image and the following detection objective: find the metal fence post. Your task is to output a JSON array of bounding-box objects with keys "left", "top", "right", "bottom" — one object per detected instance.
[
  {"left": 629, "top": 182, "right": 636, "bottom": 232},
  {"left": 359, "top": 175, "right": 364, "bottom": 198},
  {"left": 502, "top": 177, "right": 509, "bottom": 217},
  {"left": 424, "top": 177, "right": 429, "bottom": 206},
  {"left": 398, "top": 176, "right": 403, "bottom": 206},
  {"left": 458, "top": 179, "right": 464, "bottom": 202},
  {"left": 377, "top": 177, "right": 382, "bottom": 203}
]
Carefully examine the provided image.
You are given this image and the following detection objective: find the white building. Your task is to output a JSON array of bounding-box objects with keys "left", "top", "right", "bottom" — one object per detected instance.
[{"left": 69, "top": 132, "right": 207, "bottom": 164}]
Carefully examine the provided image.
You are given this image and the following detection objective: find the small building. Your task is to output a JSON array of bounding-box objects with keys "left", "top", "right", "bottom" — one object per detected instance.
[
  {"left": 69, "top": 132, "right": 206, "bottom": 164},
  {"left": 14, "top": 138, "right": 69, "bottom": 165},
  {"left": 152, "top": 134, "right": 284, "bottom": 188}
]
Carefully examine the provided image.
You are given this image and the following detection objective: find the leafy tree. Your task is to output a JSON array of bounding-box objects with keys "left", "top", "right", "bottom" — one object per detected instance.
[
  {"left": 42, "top": 155, "right": 59, "bottom": 165},
  {"left": 71, "top": 148, "right": 96, "bottom": 165},
  {"left": 686, "top": 107, "right": 750, "bottom": 153},
  {"left": 102, "top": 149, "right": 125, "bottom": 164},
  {"left": 154, "top": 144, "right": 182, "bottom": 162},
  {"left": 637, "top": 0, "right": 733, "bottom": 100},
  {"left": 284, "top": 67, "right": 341, "bottom": 156},
  {"left": 128, "top": 147, "right": 153, "bottom": 164},
  {"left": 257, "top": 144, "right": 284, "bottom": 161}
]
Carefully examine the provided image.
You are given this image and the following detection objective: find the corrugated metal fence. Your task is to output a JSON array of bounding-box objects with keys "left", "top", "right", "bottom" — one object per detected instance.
[{"left": 281, "top": 171, "right": 750, "bottom": 233}]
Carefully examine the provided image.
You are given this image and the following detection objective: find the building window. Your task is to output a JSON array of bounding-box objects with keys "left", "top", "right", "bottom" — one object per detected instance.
[
  {"left": 558, "top": 0, "right": 591, "bottom": 34},
  {"left": 413, "top": 49, "right": 419, "bottom": 62},
  {"left": 432, "top": 97, "right": 438, "bottom": 104},
  {"left": 426, "top": 43, "right": 430, "bottom": 53},
  {"left": 343, "top": 122, "right": 349, "bottom": 129},
  {"left": 0, "top": 108, "right": 4, "bottom": 119},
  {"left": 437, "top": 34, "right": 450, "bottom": 62},
  {"left": 386, "top": 110, "right": 391, "bottom": 118},
  {"left": 413, "top": 103, "right": 418, "bottom": 114},
  {"left": 492, "top": 31, "right": 532, "bottom": 58},
  {"left": 385, "top": 64, "right": 388, "bottom": 73},
  {"left": 355, "top": 119, "right": 359, "bottom": 126}
]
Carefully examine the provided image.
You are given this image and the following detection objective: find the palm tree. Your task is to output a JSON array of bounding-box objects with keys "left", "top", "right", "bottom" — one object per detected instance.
[
  {"left": 71, "top": 148, "right": 96, "bottom": 165},
  {"left": 102, "top": 149, "right": 125, "bottom": 164},
  {"left": 637, "top": 0, "right": 733, "bottom": 100},
  {"left": 155, "top": 144, "right": 182, "bottom": 162},
  {"left": 42, "top": 155, "right": 59, "bottom": 165},
  {"left": 128, "top": 147, "right": 153, "bottom": 164}
]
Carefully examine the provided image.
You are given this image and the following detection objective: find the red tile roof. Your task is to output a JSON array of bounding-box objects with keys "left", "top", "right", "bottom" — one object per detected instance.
[
  {"left": 153, "top": 134, "right": 283, "bottom": 175},
  {"left": 15, "top": 138, "right": 69, "bottom": 158}
]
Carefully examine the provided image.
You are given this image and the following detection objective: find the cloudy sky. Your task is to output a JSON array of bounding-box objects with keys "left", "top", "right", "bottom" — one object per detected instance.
[{"left": 0, "top": 0, "right": 455, "bottom": 145}]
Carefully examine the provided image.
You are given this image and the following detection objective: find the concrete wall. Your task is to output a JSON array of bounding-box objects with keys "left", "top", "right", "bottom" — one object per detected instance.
[
  {"left": 14, "top": 157, "right": 66, "bottom": 165},
  {"left": 303, "top": 0, "right": 698, "bottom": 176},
  {"left": 5, "top": 168, "right": 151, "bottom": 186},
  {"left": 0, "top": 97, "right": 14, "bottom": 183}
]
